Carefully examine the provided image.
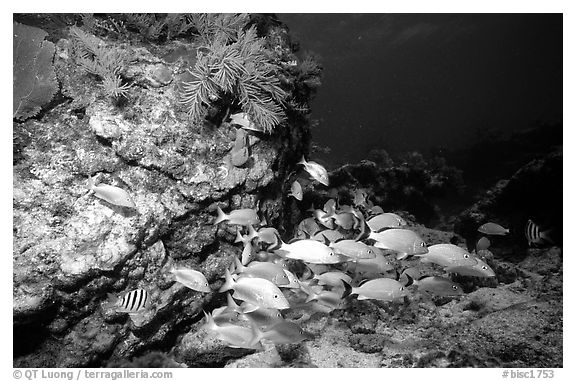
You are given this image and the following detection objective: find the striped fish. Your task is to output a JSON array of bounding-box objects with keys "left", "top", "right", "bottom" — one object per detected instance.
[
  {"left": 105, "top": 289, "right": 149, "bottom": 314},
  {"left": 525, "top": 219, "right": 553, "bottom": 246}
]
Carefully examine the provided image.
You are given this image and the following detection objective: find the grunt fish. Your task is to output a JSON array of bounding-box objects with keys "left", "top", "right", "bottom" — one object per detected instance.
[
  {"left": 477, "top": 222, "right": 509, "bottom": 236},
  {"left": 406, "top": 275, "right": 464, "bottom": 297},
  {"left": 298, "top": 156, "right": 329, "bottom": 186},
  {"left": 366, "top": 213, "right": 407, "bottom": 231},
  {"left": 368, "top": 228, "right": 428, "bottom": 259},
  {"left": 169, "top": 262, "right": 211, "bottom": 293},
  {"left": 203, "top": 311, "right": 263, "bottom": 350},
  {"left": 214, "top": 206, "right": 260, "bottom": 226},
  {"left": 288, "top": 180, "right": 303, "bottom": 201},
  {"left": 342, "top": 278, "right": 407, "bottom": 301},
  {"left": 86, "top": 174, "right": 136, "bottom": 208},
  {"left": 419, "top": 243, "right": 478, "bottom": 268},
  {"left": 219, "top": 269, "right": 290, "bottom": 309}
]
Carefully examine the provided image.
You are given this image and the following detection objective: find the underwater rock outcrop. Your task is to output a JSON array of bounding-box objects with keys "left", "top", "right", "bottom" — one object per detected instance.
[{"left": 13, "top": 14, "right": 316, "bottom": 367}]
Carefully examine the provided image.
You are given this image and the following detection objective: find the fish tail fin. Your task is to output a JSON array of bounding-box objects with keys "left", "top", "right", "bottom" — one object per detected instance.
[
  {"left": 233, "top": 256, "right": 244, "bottom": 274},
  {"left": 247, "top": 225, "right": 259, "bottom": 241},
  {"left": 219, "top": 269, "right": 235, "bottom": 292},
  {"left": 403, "top": 273, "right": 414, "bottom": 287},
  {"left": 355, "top": 216, "right": 371, "bottom": 241},
  {"left": 304, "top": 293, "right": 317, "bottom": 304},
  {"left": 298, "top": 155, "right": 306, "bottom": 166},
  {"left": 214, "top": 206, "right": 228, "bottom": 225},
  {"left": 226, "top": 292, "right": 241, "bottom": 312},
  {"left": 341, "top": 280, "right": 353, "bottom": 298},
  {"left": 248, "top": 320, "right": 264, "bottom": 348},
  {"left": 234, "top": 230, "right": 245, "bottom": 244},
  {"left": 203, "top": 310, "right": 217, "bottom": 330}
]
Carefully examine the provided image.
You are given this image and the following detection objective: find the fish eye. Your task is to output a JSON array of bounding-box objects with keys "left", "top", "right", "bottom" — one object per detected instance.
[
  {"left": 400, "top": 287, "right": 404, "bottom": 290},
  {"left": 482, "top": 266, "right": 487, "bottom": 270},
  {"left": 367, "top": 249, "right": 373, "bottom": 254},
  {"left": 420, "top": 242, "right": 426, "bottom": 247},
  {"left": 464, "top": 254, "right": 469, "bottom": 259},
  {"left": 274, "top": 295, "right": 278, "bottom": 298},
  {"left": 452, "top": 285, "right": 458, "bottom": 290}
]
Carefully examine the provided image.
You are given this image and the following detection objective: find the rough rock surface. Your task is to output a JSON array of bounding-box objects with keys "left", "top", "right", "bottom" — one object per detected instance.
[{"left": 13, "top": 16, "right": 311, "bottom": 367}]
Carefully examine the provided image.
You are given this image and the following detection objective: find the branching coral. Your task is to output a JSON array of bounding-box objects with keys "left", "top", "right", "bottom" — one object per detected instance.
[
  {"left": 179, "top": 22, "right": 288, "bottom": 133},
  {"left": 70, "top": 26, "right": 131, "bottom": 99}
]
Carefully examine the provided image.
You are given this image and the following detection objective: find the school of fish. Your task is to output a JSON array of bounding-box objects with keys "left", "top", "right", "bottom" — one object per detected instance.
[{"left": 95, "top": 159, "right": 554, "bottom": 352}]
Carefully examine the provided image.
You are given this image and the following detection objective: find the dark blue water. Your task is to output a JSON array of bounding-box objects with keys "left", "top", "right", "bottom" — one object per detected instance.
[{"left": 278, "top": 14, "right": 562, "bottom": 169}]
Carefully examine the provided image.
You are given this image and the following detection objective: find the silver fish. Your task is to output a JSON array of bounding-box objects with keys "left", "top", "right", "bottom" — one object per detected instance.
[
  {"left": 251, "top": 321, "right": 312, "bottom": 346},
  {"left": 86, "top": 174, "right": 135, "bottom": 208},
  {"left": 204, "top": 311, "right": 263, "bottom": 350},
  {"left": 234, "top": 258, "right": 290, "bottom": 286},
  {"left": 367, "top": 213, "right": 407, "bottom": 231},
  {"left": 298, "top": 156, "right": 329, "bottom": 186},
  {"left": 313, "top": 271, "right": 353, "bottom": 287},
  {"left": 368, "top": 228, "right": 427, "bottom": 259},
  {"left": 419, "top": 243, "right": 478, "bottom": 268},
  {"left": 477, "top": 222, "right": 509, "bottom": 236},
  {"left": 445, "top": 256, "right": 496, "bottom": 278},
  {"left": 289, "top": 180, "right": 303, "bottom": 201},
  {"left": 219, "top": 269, "right": 290, "bottom": 309},
  {"left": 407, "top": 275, "right": 464, "bottom": 297},
  {"left": 342, "top": 278, "right": 407, "bottom": 301},
  {"left": 229, "top": 112, "right": 265, "bottom": 133},
  {"left": 276, "top": 239, "right": 342, "bottom": 264},
  {"left": 170, "top": 265, "right": 211, "bottom": 293},
  {"left": 214, "top": 206, "right": 260, "bottom": 226},
  {"left": 330, "top": 239, "right": 376, "bottom": 260}
]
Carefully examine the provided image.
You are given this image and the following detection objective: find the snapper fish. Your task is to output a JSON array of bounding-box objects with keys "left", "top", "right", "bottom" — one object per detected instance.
[
  {"left": 342, "top": 278, "right": 407, "bottom": 302},
  {"left": 104, "top": 288, "right": 149, "bottom": 314},
  {"left": 279, "top": 269, "right": 301, "bottom": 289},
  {"left": 233, "top": 257, "right": 289, "bottom": 286},
  {"left": 219, "top": 269, "right": 290, "bottom": 309},
  {"left": 367, "top": 228, "right": 428, "bottom": 259},
  {"left": 85, "top": 174, "right": 136, "bottom": 208},
  {"left": 243, "top": 307, "right": 284, "bottom": 331},
  {"left": 288, "top": 180, "right": 303, "bottom": 201},
  {"left": 298, "top": 156, "right": 329, "bottom": 186},
  {"left": 330, "top": 239, "right": 376, "bottom": 260},
  {"left": 405, "top": 275, "right": 464, "bottom": 297},
  {"left": 313, "top": 271, "right": 353, "bottom": 288},
  {"left": 445, "top": 256, "right": 496, "bottom": 278},
  {"left": 203, "top": 311, "right": 263, "bottom": 350},
  {"left": 366, "top": 213, "right": 407, "bottom": 231},
  {"left": 229, "top": 112, "right": 265, "bottom": 133},
  {"left": 167, "top": 259, "right": 211, "bottom": 293},
  {"left": 476, "top": 236, "right": 491, "bottom": 252},
  {"left": 346, "top": 249, "right": 396, "bottom": 279},
  {"left": 250, "top": 321, "right": 312, "bottom": 346},
  {"left": 419, "top": 243, "right": 478, "bottom": 268},
  {"left": 214, "top": 206, "right": 260, "bottom": 226},
  {"left": 275, "top": 239, "right": 343, "bottom": 264},
  {"left": 524, "top": 219, "right": 554, "bottom": 246},
  {"left": 478, "top": 222, "right": 509, "bottom": 236}
]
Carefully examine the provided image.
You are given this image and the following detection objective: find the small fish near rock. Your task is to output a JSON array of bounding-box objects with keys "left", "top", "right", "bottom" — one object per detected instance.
[
  {"left": 477, "top": 222, "right": 509, "bottom": 236},
  {"left": 298, "top": 156, "right": 330, "bottom": 186},
  {"left": 214, "top": 206, "right": 260, "bottom": 227},
  {"left": 85, "top": 174, "right": 136, "bottom": 208}
]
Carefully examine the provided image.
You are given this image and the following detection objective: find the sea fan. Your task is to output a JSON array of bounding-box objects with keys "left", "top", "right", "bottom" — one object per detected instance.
[
  {"left": 180, "top": 22, "right": 288, "bottom": 133},
  {"left": 13, "top": 22, "right": 58, "bottom": 121}
]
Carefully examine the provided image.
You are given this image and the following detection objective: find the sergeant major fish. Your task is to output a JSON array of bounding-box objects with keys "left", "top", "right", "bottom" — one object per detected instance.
[
  {"left": 525, "top": 219, "right": 554, "bottom": 246},
  {"left": 104, "top": 288, "right": 149, "bottom": 314}
]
